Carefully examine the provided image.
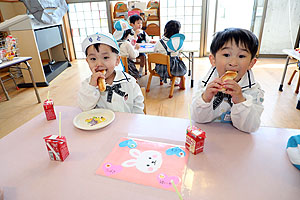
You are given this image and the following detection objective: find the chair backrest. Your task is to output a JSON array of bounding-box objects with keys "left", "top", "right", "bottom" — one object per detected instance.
[
  {"left": 120, "top": 56, "right": 128, "bottom": 73},
  {"left": 147, "top": 53, "right": 171, "bottom": 77}
]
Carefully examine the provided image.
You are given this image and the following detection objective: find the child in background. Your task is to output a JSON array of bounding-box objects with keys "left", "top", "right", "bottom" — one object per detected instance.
[
  {"left": 129, "top": 14, "right": 156, "bottom": 76},
  {"left": 113, "top": 19, "right": 140, "bottom": 80},
  {"left": 191, "top": 28, "right": 264, "bottom": 132},
  {"left": 78, "top": 32, "right": 144, "bottom": 114},
  {"left": 154, "top": 20, "right": 186, "bottom": 88}
]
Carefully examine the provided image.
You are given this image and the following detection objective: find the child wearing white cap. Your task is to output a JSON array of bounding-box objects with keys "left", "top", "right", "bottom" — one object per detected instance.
[
  {"left": 154, "top": 20, "right": 187, "bottom": 88},
  {"left": 78, "top": 32, "right": 144, "bottom": 114},
  {"left": 113, "top": 19, "right": 141, "bottom": 79}
]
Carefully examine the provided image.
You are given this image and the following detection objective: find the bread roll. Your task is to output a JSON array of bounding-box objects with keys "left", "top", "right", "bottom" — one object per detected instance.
[
  {"left": 220, "top": 71, "right": 237, "bottom": 92},
  {"left": 221, "top": 71, "right": 238, "bottom": 81},
  {"left": 98, "top": 70, "right": 106, "bottom": 92}
]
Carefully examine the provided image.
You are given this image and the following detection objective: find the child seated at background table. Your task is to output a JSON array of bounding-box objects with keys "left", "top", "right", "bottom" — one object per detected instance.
[
  {"left": 191, "top": 28, "right": 264, "bottom": 133},
  {"left": 154, "top": 20, "right": 186, "bottom": 88},
  {"left": 78, "top": 32, "right": 144, "bottom": 114},
  {"left": 113, "top": 19, "right": 140, "bottom": 79},
  {"left": 129, "top": 14, "right": 156, "bottom": 76}
]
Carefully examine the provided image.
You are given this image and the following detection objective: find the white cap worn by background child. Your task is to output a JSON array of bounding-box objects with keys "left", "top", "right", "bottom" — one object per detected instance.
[
  {"left": 113, "top": 19, "right": 132, "bottom": 41},
  {"left": 81, "top": 32, "right": 120, "bottom": 55}
]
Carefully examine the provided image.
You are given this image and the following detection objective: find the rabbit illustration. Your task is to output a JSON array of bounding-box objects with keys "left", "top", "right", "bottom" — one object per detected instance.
[{"left": 121, "top": 149, "right": 163, "bottom": 173}]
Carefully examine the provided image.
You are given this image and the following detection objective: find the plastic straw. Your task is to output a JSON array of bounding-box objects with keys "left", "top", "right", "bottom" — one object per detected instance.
[
  {"left": 171, "top": 180, "right": 183, "bottom": 200},
  {"left": 47, "top": 91, "right": 50, "bottom": 101},
  {"left": 59, "top": 112, "right": 61, "bottom": 137},
  {"left": 187, "top": 104, "right": 192, "bottom": 129}
]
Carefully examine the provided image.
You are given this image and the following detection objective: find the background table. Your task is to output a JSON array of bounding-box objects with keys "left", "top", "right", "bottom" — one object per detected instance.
[
  {"left": 0, "top": 57, "right": 41, "bottom": 103},
  {"left": 0, "top": 106, "right": 299, "bottom": 200},
  {"left": 279, "top": 49, "right": 300, "bottom": 109},
  {"left": 138, "top": 43, "right": 199, "bottom": 88}
]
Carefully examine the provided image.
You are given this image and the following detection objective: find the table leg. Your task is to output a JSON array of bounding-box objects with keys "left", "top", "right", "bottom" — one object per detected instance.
[
  {"left": 24, "top": 61, "right": 41, "bottom": 103},
  {"left": 191, "top": 52, "right": 194, "bottom": 88},
  {"left": 188, "top": 53, "right": 191, "bottom": 76},
  {"left": 279, "top": 56, "right": 290, "bottom": 91},
  {"left": 0, "top": 78, "right": 10, "bottom": 100}
]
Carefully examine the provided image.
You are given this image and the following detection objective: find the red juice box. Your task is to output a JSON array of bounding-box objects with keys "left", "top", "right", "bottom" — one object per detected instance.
[
  {"left": 43, "top": 99, "right": 56, "bottom": 120},
  {"left": 43, "top": 135, "right": 69, "bottom": 161},
  {"left": 185, "top": 126, "right": 206, "bottom": 155}
]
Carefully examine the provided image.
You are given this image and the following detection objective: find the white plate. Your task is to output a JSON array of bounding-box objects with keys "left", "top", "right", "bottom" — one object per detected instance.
[{"left": 73, "top": 109, "right": 115, "bottom": 130}]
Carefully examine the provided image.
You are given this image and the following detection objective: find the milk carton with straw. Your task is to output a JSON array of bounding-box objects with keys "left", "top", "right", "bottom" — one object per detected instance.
[
  {"left": 185, "top": 104, "right": 206, "bottom": 155},
  {"left": 44, "top": 112, "right": 69, "bottom": 161}
]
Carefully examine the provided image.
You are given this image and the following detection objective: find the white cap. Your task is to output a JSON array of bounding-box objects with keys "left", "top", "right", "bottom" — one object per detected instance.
[
  {"left": 113, "top": 19, "right": 132, "bottom": 41},
  {"left": 81, "top": 32, "right": 120, "bottom": 54}
]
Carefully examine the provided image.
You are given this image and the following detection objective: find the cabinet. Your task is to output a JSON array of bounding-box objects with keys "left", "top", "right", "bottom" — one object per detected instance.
[
  {"left": 110, "top": 0, "right": 160, "bottom": 37},
  {"left": 0, "top": 15, "right": 71, "bottom": 87}
]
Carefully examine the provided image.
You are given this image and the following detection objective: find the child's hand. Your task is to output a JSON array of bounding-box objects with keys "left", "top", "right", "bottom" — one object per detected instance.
[
  {"left": 135, "top": 44, "right": 140, "bottom": 50},
  {"left": 202, "top": 78, "right": 223, "bottom": 103},
  {"left": 223, "top": 80, "right": 246, "bottom": 104},
  {"left": 89, "top": 70, "right": 106, "bottom": 87}
]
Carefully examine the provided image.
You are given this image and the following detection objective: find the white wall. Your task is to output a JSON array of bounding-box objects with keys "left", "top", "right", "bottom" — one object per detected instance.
[{"left": 260, "top": 0, "right": 300, "bottom": 54}]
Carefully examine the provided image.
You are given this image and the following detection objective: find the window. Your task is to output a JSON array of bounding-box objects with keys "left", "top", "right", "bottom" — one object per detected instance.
[
  {"left": 160, "top": 0, "right": 202, "bottom": 54},
  {"left": 68, "top": 2, "right": 109, "bottom": 59}
]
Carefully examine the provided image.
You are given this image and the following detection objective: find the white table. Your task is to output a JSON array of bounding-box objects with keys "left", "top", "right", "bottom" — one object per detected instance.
[
  {"left": 0, "top": 57, "right": 41, "bottom": 102},
  {"left": 138, "top": 43, "right": 199, "bottom": 87},
  {"left": 279, "top": 49, "right": 300, "bottom": 109},
  {"left": 0, "top": 106, "right": 299, "bottom": 200}
]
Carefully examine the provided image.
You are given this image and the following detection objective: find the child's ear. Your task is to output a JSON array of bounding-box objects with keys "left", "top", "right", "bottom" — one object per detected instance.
[
  {"left": 115, "top": 55, "right": 121, "bottom": 66},
  {"left": 248, "top": 57, "right": 257, "bottom": 70},
  {"left": 209, "top": 54, "right": 216, "bottom": 66}
]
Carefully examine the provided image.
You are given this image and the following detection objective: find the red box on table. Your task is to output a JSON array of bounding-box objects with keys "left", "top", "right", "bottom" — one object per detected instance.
[
  {"left": 43, "top": 99, "right": 56, "bottom": 120},
  {"left": 43, "top": 135, "right": 69, "bottom": 161},
  {"left": 185, "top": 126, "right": 206, "bottom": 155}
]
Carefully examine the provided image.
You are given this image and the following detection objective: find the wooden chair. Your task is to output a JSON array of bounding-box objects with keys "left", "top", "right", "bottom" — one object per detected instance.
[
  {"left": 120, "top": 56, "right": 128, "bottom": 73},
  {"left": 287, "top": 61, "right": 300, "bottom": 94},
  {"left": 0, "top": 69, "right": 19, "bottom": 101},
  {"left": 146, "top": 53, "right": 185, "bottom": 98}
]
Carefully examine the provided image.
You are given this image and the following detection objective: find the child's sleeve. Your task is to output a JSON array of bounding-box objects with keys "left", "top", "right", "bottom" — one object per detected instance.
[
  {"left": 126, "top": 41, "right": 139, "bottom": 59},
  {"left": 78, "top": 78, "right": 100, "bottom": 111},
  {"left": 153, "top": 41, "right": 165, "bottom": 54},
  {"left": 230, "top": 84, "right": 264, "bottom": 132},
  {"left": 144, "top": 31, "right": 151, "bottom": 43},
  {"left": 191, "top": 81, "right": 218, "bottom": 123},
  {"left": 132, "top": 82, "right": 145, "bottom": 114}
]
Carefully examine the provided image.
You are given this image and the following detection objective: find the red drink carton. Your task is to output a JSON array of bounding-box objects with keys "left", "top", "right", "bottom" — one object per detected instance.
[
  {"left": 185, "top": 126, "right": 206, "bottom": 155},
  {"left": 43, "top": 135, "right": 69, "bottom": 161},
  {"left": 43, "top": 99, "right": 56, "bottom": 120}
]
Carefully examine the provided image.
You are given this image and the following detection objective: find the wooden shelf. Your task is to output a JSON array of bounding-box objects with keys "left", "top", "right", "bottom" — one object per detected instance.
[{"left": 110, "top": 1, "right": 160, "bottom": 37}]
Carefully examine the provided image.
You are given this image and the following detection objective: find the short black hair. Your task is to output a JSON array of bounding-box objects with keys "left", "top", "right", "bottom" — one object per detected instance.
[
  {"left": 164, "top": 20, "right": 181, "bottom": 39},
  {"left": 85, "top": 43, "right": 119, "bottom": 56},
  {"left": 120, "top": 29, "right": 134, "bottom": 41},
  {"left": 210, "top": 28, "right": 259, "bottom": 59},
  {"left": 129, "top": 14, "right": 143, "bottom": 24}
]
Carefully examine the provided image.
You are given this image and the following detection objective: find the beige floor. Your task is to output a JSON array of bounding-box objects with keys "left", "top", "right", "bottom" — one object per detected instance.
[{"left": 0, "top": 57, "right": 299, "bottom": 139}]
